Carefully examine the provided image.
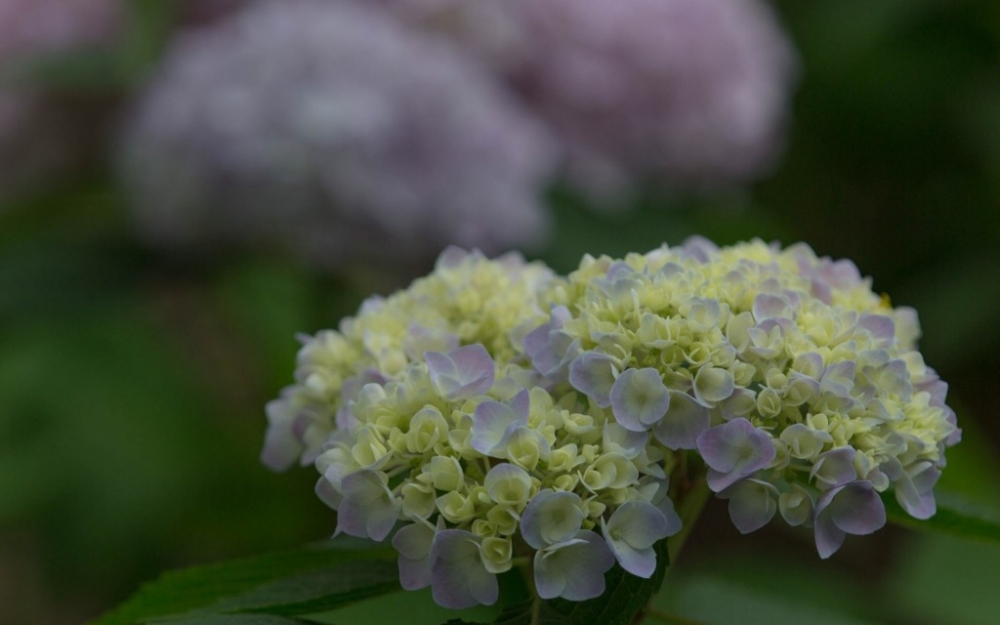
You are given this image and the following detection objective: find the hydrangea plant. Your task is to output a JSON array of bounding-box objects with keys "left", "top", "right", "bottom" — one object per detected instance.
[{"left": 262, "top": 238, "right": 960, "bottom": 611}]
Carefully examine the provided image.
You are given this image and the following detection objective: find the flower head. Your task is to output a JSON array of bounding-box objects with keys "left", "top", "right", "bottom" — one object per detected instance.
[{"left": 268, "top": 239, "right": 958, "bottom": 609}]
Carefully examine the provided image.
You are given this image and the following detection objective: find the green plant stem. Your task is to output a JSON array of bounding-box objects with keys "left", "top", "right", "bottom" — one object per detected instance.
[
  {"left": 530, "top": 593, "right": 542, "bottom": 625},
  {"left": 666, "top": 476, "right": 711, "bottom": 564}
]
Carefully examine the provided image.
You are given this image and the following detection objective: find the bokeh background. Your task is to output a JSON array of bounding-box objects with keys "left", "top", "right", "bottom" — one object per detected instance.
[{"left": 1, "top": 1, "right": 998, "bottom": 623}]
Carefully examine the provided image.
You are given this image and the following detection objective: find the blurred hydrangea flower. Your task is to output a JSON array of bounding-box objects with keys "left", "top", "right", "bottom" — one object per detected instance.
[
  {"left": 378, "top": 0, "right": 797, "bottom": 198},
  {"left": 269, "top": 239, "right": 957, "bottom": 609},
  {"left": 0, "top": 0, "right": 123, "bottom": 203},
  {"left": 119, "top": 0, "right": 557, "bottom": 269}
]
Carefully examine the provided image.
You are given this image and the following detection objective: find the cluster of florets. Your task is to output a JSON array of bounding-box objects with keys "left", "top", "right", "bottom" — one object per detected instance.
[
  {"left": 531, "top": 237, "right": 959, "bottom": 557},
  {"left": 263, "top": 248, "right": 557, "bottom": 472},
  {"left": 265, "top": 239, "right": 959, "bottom": 609}
]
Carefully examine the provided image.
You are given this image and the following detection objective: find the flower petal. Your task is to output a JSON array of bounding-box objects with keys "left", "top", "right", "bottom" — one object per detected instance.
[
  {"left": 431, "top": 530, "right": 498, "bottom": 609},
  {"left": 569, "top": 351, "right": 619, "bottom": 408},
  {"left": 610, "top": 368, "right": 670, "bottom": 431},
  {"left": 426, "top": 344, "right": 495, "bottom": 401},
  {"left": 535, "top": 531, "right": 614, "bottom": 601},
  {"left": 471, "top": 396, "right": 526, "bottom": 455},
  {"left": 720, "top": 478, "right": 778, "bottom": 534},
  {"left": 393, "top": 522, "right": 437, "bottom": 590},
  {"left": 652, "top": 390, "right": 710, "bottom": 450},
  {"left": 521, "top": 490, "right": 585, "bottom": 549},
  {"left": 697, "top": 418, "right": 775, "bottom": 492}
]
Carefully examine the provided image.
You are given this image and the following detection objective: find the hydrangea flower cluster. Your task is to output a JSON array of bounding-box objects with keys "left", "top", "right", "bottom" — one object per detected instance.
[
  {"left": 119, "top": 0, "right": 556, "bottom": 270},
  {"left": 267, "top": 239, "right": 958, "bottom": 608},
  {"left": 377, "top": 0, "right": 797, "bottom": 198}
]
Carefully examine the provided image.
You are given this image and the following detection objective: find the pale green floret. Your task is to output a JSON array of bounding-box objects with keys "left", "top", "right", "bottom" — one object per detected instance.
[
  {"left": 401, "top": 481, "right": 436, "bottom": 519},
  {"left": 427, "top": 456, "right": 464, "bottom": 492},
  {"left": 436, "top": 491, "right": 477, "bottom": 524},
  {"left": 484, "top": 464, "right": 533, "bottom": 509},
  {"left": 480, "top": 537, "right": 513, "bottom": 574}
]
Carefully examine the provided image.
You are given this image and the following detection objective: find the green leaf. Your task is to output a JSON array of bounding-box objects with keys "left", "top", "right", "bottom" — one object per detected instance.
[
  {"left": 883, "top": 490, "right": 1000, "bottom": 544},
  {"left": 443, "top": 599, "right": 563, "bottom": 625},
  {"left": 212, "top": 560, "right": 400, "bottom": 616},
  {"left": 90, "top": 540, "right": 397, "bottom": 625},
  {"left": 887, "top": 532, "right": 1000, "bottom": 625},
  {"left": 310, "top": 587, "right": 501, "bottom": 625},
  {"left": 155, "top": 617, "right": 319, "bottom": 625},
  {"left": 648, "top": 575, "right": 874, "bottom": 625}
]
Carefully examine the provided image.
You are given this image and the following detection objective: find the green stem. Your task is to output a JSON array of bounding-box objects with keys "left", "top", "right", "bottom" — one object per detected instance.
[
  {"left": 666, "top": 476, "right": 711, "bottom": 563},
  {"left": 530, "top": 593, "right": 542, "bottom": 625}
]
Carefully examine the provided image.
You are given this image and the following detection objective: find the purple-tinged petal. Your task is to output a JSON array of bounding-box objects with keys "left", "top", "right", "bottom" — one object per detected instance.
[
  {"left": 814, "top": 481, "right": 886, "bottom": 558},
  {"left": 693, "top": 366, "right": 735, "bottom": 405},
  {"left": 471, "top": 396, "right": 527, "bottom": 456},
  {"left": 534, "top": 531, "right": 614, "bottom": 601},
  {"left": 610, "top": 368, "right": 670, "bottom": 431},
  {"left": 426, "top": 344, "right": 495, "bottom": 401},
  {"left": 260, "top": 397, "right": 304, "bottom": 472},
  {"left": 752, "top": 293, "right": 791, "bottom": 321},
  {"left": 820, "top": 360, "right": 856, "bottom": 398},
  {"left": 431, "top": 530, "right": 498, "bottom": 609},
  {"left": 393, "top": 521, "right": 437, "bottom": 590},
  {"left": 336, "top": 470, "right": 400, "bottom": 541},
  {"left": 603, "top": 501, "right": 676, "bottom": 578},
  {"left": 526, "top": 307, "right": 579, "bottom": 383},
  {"left": 814, "top": 511, "right": 845, "bottom": 560},
  {"left": 810, "top": 447, "right": 857, "bottom": 490},
  {"left": 523, "top": 321, "right": 551, "bottom": 363},
  {"left": 885, "top": 459, "right": 940, "bottom": 520},
  {"left": 521, "top": 490, "right": 584, "bottom": 549},
  {"left": 569, "top": 351, "right": 619, "bottom": 408},
  {"left": 652, "top": 391, "right": 710, "bottom": 450},
  {"left": 791, "top": 352, "right": 825, "bottom": 379},
  {"left": 680, "top": 236, "right": 717, "bottom": 263},
  {"left": 697, "top": 418, "right": 775, "bottom": 492},
  {"left": 720, "top": 478, "right": 779, "bottom": 534},
  {"left": 858, "top": 314, "right": 895, "bottom": 345},
  {"left": 403, "top": 325, "right": 459, "bottom": 361},
  {"left": 315, "top": 476, "right": 342, "bottom": 511}
]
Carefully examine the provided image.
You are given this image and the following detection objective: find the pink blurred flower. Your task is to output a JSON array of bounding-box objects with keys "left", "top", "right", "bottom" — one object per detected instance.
[
  {"left": 119, "top": 0, "right": 557, "bottom": 270},
  {"left": 380, "top": 0, "right": 798, "bottom": 198}
]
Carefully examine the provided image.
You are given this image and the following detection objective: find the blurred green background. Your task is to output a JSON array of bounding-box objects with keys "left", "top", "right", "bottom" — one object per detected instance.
[{"left": 2, "top": 0, "right": 999, "bottom": 623}]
